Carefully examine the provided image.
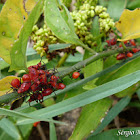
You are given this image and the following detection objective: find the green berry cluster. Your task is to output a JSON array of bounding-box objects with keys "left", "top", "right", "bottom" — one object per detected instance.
[
  {"left": 71, "top": 3, "right": 115, "bottom": 47},
  {"left": 31, "top": 24, "right": 59, "bottom": 57},
  {"left": 75, "top": 0, "right": 98, "bottom": 10}
]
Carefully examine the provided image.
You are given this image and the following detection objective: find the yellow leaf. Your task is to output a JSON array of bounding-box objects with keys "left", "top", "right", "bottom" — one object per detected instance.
[
  {"left": 0, "top": 0, "right": 37, "bottom": 64},
  {"left": 25, "top": 0, "right": 38, "bottom": 12},
  {"left": 0, "top": 76, "right": 20, "bottom": 96},
  {"left": 115, "top": 8, "right": 140, "bottom": 41}
]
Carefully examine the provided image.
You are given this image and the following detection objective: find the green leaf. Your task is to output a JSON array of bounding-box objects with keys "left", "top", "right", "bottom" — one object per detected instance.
[
  {"left": 44, "top": 0, "right": 82, "bottom": 45},
  {"left": 9, "top": 0, "right": 43, "bottom": 71},
  {"left": 107, "top": 0, "right": 126, "bottom": 21},
  {"left": 17, "top": 70, "right": 140, "bottom": 125},
  {"left": 0, "top": 128, "right": 14, "bottom": 140},
  {"left": 18, "top": 107, "right": 36, "bottom": 140},
  {"left": 49, "top": 119, "right": 57, "bottom": 140},
  {"left": 88, "top": 96, "right": 131, "bottom": 138},
  {"left": 0, "top": 107, "right": 36, "bottom": 119},
  {"left": 0, "top": 118, "right": 21, "bottom": 139},
  {"left": 66, "top": 53, "right": 83, "bottom": 62},
  {"left": 116, "top": 82, "right": 140, "bottom": 97},
  {"left": 88, "top": 127, "right": 140, "bottom": 140},
  {"left": 0, "top": 107, "right": 64, "bottom": 125},
  {"left": 98, "top": 0, "right": 108, "bottom": 7},
  {"left": 103, "top": 55, "right": 117, "bottom": 69},
  {"left": 43, "top": 98, "right": 55, "bottom": 107},
  {"left": 96, "top": 56, "right": 140, "bottom": 97},
  {"left": 69, "top": 98, "right": 112, "bottom": 140},
  {"left": 83, "top": 50, "right": 103, "bottom": 90},
  {"left": 27, "top": 58, "right": 48, "bottom": 68},
  {"left": 91, "top": 16, "right": 101, "bottom": 51},
  {"left": 0, "top": 59, "right": 9, "bottom": 70},
  {"left": 127, "top": 0, "right": 140, "bottom": 10},
  {"left": 48, "top": 43, "right": 71, "bottom": 52}
]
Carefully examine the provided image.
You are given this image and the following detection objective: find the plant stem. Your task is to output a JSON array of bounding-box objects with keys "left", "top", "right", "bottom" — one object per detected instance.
[
  {"left": 0, "top": 47, "right": 139, "bottom": 105},
  {"left": 82, "top": 44, "right": 97, "bottom": 54},
  {"left": 113, "top": 28, "right": 121, "bottom": 39},
  {"left": 37, "top": 124, "right": 47, "bottom": 140},
  {"left": 57, "top": 47, "right": 134, "bottom": 78},
  {"left": 121, "top": 42, "right": 127, "bottom": 50},
  {"left": 57, "top": 53, "right": 69, "bottom": 67}
]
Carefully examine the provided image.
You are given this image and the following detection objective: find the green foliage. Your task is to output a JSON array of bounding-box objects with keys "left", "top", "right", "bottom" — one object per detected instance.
[
  {"left": 32, "top": 0, "right": 114, "bottom": 56},
  {"left": 0, "top": 0, "right": 140, "bottom": 139},
  {"left": 14, "top": 70, "right": 140, "bottom": 125},
  {"left": 107, "top": 0, "right": 126, "bottom": 21},
  {"left": 69, "top": 98, "right": 112, "bottom": 140},
  {"left": 83, "top": 50, "right": 103, "bottom": 90},
  {"left": 48, "top": 44, "right": 71, "bottom": 52},
  {"left": 44, "top": 0, "right": 81, "bottom": 45},
  {"left": 96, "top": 56, "right": 140, "bottom": 97},
  {"left": 49, "top": 119, "right": 57, "bottom": 140},
  {"left": 88, "top": 96, "right": 131, "bottom": 137},
  {"left": 0, "top": 118, "right": 21, "bottom": 139},
  {"left": 127, "top": 0, "right": 140, "bottom": 9},
  {"left": 9, "top": 0, "right": 43, "bottom": 71}
]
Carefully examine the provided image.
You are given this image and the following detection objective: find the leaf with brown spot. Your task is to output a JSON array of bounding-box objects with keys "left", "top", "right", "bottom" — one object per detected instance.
[{"left": 0, "top": 0, "right": 37, "bottom": 64}]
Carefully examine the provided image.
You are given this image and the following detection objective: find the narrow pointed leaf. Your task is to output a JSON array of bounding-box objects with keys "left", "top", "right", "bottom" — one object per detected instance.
[
  {"left": 88, "top": 96, "right": 131, "bottom": 139},
  {"left": 0, "top": 128, "right": 14, "bottom": 140},
  {"left": 17, "top": 70, "right": 140, "bottom": 125},
  {"left": 0, "top": 118, "right": 21, "bottom": 139},
  {"left": 49, "top": 119, "right": 57, "bottom": 140},
  {"left": 48, "top": 43, "right": 71, "bottom": 52},
  {"left": 69, "top": 98, "right": 112, "bottom": 140}
]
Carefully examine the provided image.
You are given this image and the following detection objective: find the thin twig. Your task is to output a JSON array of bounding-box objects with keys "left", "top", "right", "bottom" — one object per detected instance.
[
  {"left": 57, "top": 53, "right": 69, "bottom": 67},
  {"left": 37, "top": 124, "right": 47, "bottom": 140}
]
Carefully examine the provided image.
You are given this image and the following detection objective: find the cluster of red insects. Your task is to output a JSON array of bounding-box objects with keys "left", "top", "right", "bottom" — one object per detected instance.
[
  {"left": 10, "top": 62, "right": 66, "bottom": 104},
  {"left": 106, "top": 38, "right": 140, "bottom": 60},
  {"left": 10, "top": 62, "right": 81, "bottom": 104}
]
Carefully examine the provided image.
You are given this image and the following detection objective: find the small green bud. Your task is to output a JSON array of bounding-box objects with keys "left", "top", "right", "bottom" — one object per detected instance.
[
  {"left": 32, "top": 25, "right": 38, "bottom": 32},
  {"left": 35, "top": 28, "right": 44, "bottom": 36},
  {"left": 40, "top": 51, "right": 45, "bottom": 57},
  {"left": 36, "top": 47, "right": 42, "bottom": 51},
  {"left": 41, "top": 41, "right": 45, "bottom": 47},
  {"left": 90, "top": 10, "right": 95, "bottom": 17},
  {"left": 95, "top": 6, "right": 103, "bottom": 14}
]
